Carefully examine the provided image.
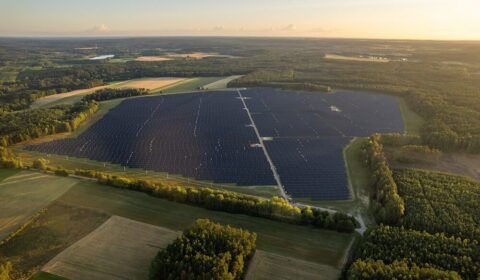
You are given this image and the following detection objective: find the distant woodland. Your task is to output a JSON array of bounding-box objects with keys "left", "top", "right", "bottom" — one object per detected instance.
[{"left": 1, "top": 37, "right": 479, "bottom": 153}]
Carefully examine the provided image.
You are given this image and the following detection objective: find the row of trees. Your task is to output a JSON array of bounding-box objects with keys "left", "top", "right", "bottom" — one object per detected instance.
[
  {"left": 350, "top": 225, "right": 480, "bottom": 279},
  {"left": 394, "top": 168, "right": 480, "bottom": 241},
  {"left": 0, "top": 101, "right": 98, "bottom": 146},
  {"left": 26, "top": 157, "right": 359, "bottom": 233},
  {"left": 348, "top": 259, "right": 461, "bottom": 280},
  {"left": 149, "top": 219, "right": 256, "bottom": 280},
  {"left": 82, "top": 88, "right": 150, "bottom": 102},
  {"left": 363, "top": 134, "right": 405, "bottom": 224}
]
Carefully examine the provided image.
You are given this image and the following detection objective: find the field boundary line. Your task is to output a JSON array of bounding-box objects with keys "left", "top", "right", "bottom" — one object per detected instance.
[{"left": 0, "top": 175, "right": 50, "bottom": 186}]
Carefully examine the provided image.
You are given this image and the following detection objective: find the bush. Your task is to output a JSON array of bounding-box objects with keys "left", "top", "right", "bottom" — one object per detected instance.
[
  {"left": 32, "top": 158, "right": 48, "bottom": 170},
  {"left": 54, "top": 168, "right": 69, "bottom": 177}
]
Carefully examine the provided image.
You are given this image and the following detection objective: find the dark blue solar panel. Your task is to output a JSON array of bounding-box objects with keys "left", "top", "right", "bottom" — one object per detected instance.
[{"left": 26, "top": 87, "right": 404, "bottom": 201}]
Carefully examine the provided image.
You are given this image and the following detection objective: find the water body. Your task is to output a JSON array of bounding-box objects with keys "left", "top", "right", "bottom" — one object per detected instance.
[{"left": 89, "top": 55, "right": 115, "bottom": 60}]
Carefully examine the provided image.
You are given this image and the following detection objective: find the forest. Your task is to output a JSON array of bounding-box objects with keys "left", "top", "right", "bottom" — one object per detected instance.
[
  {"left": 149, "top": 219, "right": 256, "bottom": 280},
  {"left": 0, "top": 101, "right": 98, "bottom": 146},
  {"left": 394, "top": 168, "right": 480, "bottom": 241},
  {"left": 350, "top": 225, "right": 479, "bottom": 279},
  {"left": 363, "top": 134, "right": 405, "bottom": 224}
]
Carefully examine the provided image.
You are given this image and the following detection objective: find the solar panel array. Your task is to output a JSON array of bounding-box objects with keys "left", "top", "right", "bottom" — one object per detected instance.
[
  {"left": 243, "top": 88, "right": 404, "bottom": 200},
  {"left": 26, "top": 88, "right": 404, "bottom": 201},
  {"left": 26, "top": 92, "right": 276, "bottom": 186}
]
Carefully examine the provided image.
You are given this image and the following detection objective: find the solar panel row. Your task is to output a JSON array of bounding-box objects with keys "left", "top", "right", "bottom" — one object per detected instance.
[{"left": 26, "top": 87, "right": 404, "bottom": 201}]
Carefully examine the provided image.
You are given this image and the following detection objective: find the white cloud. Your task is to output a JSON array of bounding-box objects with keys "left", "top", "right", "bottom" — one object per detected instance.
[{"left": 85, "top": 24, "right": 110, "bottom": 33}]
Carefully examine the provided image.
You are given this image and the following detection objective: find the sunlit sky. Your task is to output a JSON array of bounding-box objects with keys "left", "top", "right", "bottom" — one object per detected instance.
[{"left": 1, "top": 0, "right": 479, "bottom": 40}]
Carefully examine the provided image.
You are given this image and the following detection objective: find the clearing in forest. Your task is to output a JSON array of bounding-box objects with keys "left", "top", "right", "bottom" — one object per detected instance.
[
  {"left": 0, "top": 171, "right": 77, "bottom": 240},
  {"left": 42, "top": 216, "right": 180, "bottom": 280},
  {"left": 112, "top": 77, "right": 186, "bottom": 91}
]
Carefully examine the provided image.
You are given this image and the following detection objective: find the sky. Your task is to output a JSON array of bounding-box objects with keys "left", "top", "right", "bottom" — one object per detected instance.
[{"left": 1, "top": 0, "right": 479, "bottom": 40}]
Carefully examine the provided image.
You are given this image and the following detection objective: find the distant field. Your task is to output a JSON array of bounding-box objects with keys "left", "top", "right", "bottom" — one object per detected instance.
[
  {"left": 0, "top": 171, "right": 78, "bottom": 240},
  {"left": 30, "top": 82, "right": 125, "bottom": 109},
  {"left": 57, "top": 181, "right": 354, "bottom": 269},
  {"left": 157, "top": 76, "right": 225, "bottom": 94},
  {"left": 43, "top": 216, "right": 179, "bottom": 280},
  {"left": 203, "top": 75, "right": 242, "bottom": 90},
  {"left": 134, "top": 56, "right": 173, "bottom": 62},
  {"left": 325, "top": 54, "right": 390, "bottom": 63},
  {"left": 0, "top": 202, "right": 109, "bottom": 280},
  {"left": 111, "top": 77, "right": 186, "bottom": 91},
  {"left": 246, "top": 250, "right": 341, "bottom": 280},
  {"left": 31, "top": 78, "right": 188, "bottom": 108}
]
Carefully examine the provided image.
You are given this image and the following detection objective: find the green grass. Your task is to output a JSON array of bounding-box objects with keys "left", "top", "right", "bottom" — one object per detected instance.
[
  {"left": 30, "top": 272, "right": 69, "bottom": 280},
  {"left": 0, "top": 202, "right": 109, "bottom": 280},
  {"left": 398, "top": 97, "right": 424, "bottom": 135},
  {"left": 203, "top": 75, "right": 242, "bottom": 90},
  {"left": 15, "top": 146, "right": 281, "bottom": 199},
  {"left": 58, "top": 181, "right": 354, "bottom": 268},
  {"left": 0, "top": 169, "right": 20, "bottom": 182},
  {"left": 156, "top": 77, "right": 225, "bottom": 94},
  {"left": 0, "top": 171, "right": 79, "bottom": 240}
]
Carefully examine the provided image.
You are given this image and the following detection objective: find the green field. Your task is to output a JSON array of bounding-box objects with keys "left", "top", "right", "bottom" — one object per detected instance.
[
  {"left": 30, "top": 272, "right": 69, "bottom": 280},
  {"left": 398, "top": 97, "right": 424, "bottom": 135},
  {"left": 58, "top": 181, "right": 354, "bottom": 269},
  {"left": 0, "top": 171, "right": 78, "bottom": 240},
  {"left": 0, "top": 202, "right": 109, "bottom": 280},
  {"left": 157, "top": 77, "right": 225, "bottom": 94},
  {"left": 42, "top": 216, "right": 179, "bottom": 280}
]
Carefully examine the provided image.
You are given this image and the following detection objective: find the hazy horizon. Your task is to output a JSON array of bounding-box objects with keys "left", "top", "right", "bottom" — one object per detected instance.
[{"left": 1, "top": 0, "right": 479, "bottom": 40}]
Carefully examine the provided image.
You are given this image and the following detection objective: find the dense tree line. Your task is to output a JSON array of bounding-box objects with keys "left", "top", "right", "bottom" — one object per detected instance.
[
  {"left": 150, "top": 219, "right": 256, "bottom": 280},
  {"left": 350, "top": 225, "right": 480, "bottom": 279},
  {"left": 5, "top": 157, "right": 358, "bottom": 233},
  {"left": 348, "top": 259, "right": 461, "bottom": 280},
  {"left": 82, "top": 88, "right": 150, "bottom": 102},
  {"left": 363, "top": 134, "right": 405, "bottom": 224},
  {"left": 394, "top": 168, "right": 480, "bottom": 241},
  {"left": 0, "top": 101, "right": 98, "bottom": 146}
]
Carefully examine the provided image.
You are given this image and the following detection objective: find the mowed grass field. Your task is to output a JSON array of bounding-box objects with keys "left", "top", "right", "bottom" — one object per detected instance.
[
  {"left": 43, "top": 216, "right": 180, "bottom": 280},
  {"left": 0, "top": 202, "right": 109, "bottom": 280},
  {"left": 57, "top": 181, "right": 354, "bottom": 273},
  {"left": 0, "top": 171, "right": 78, "bottom": 240},
  {"left": 0, "top": 171, "right": 353, "bottom": 279},
  {"left": 246, "top": 250, "right": 340, "bottom": 280}
]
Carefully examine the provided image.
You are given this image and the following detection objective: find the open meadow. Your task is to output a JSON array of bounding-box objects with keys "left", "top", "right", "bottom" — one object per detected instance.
[
  {"left": 0, "top": 171, "right": 78, "bottom": 240},
  {"left": 43, "top": 216, "right": 180, "bottom": 280}
]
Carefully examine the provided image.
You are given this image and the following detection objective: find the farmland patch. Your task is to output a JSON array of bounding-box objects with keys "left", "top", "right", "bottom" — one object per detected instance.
[
  {"left": 112, "top": 77, "right": 186, "bottom": 91},
  {"left": 57, "top": 181, "right": 354, "bottom": 266},
  {"left": 42, "top": 216, "right": 179, "bottom": 280},
  {"left": 0, "top": 202, "right": 108, "bottom": 280},
  {"left": 0, "top": 171, "right": 77, "bottom": 240},
  {"left": 246, "top": 250, "right": 340, "bottom": 280}
]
